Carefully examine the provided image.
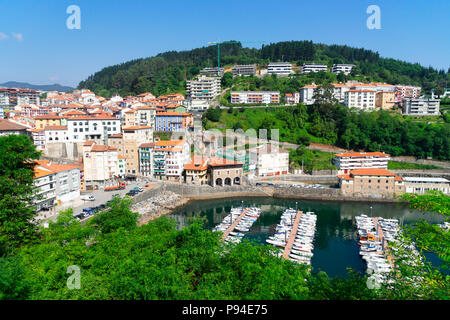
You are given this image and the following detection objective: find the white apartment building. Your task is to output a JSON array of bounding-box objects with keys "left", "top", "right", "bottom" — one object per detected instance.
[
  {"left": 333, "top": 152, "right": 391, "bottom": 174},
  {"left": 230, "top": 91, "right": 280, "bottom": 104},
  {"left": 248, "top": 144, "right": 289, "bottom": 177},
  {"left": 153, "top": 140, "right": 190, "bottom": 181},
  {"left": 299, "top": 85, "right": 317, "bottom": 105},
  {"left": 285, "top": 92, "right": 300, "bottom": 104},
  {"left": 82, "top": 141, "right": 119, "bottom": 189},
  {"left": 267, "top": 62, "right": 293, "bottom": 77},
  {"left": 187, "top": 75, "right": 221, "bottom": 101},
  {"left": 395, "top": 85, "right": 421, "bottom": 104},
  {"left": 29, "top": 128, "right": 46, "bottom": 150},
  {"left": 301, "top": 63, "right": 328, "bottom": 74},
  {"left": 402, "top": 98, "right": 440, "bottom": 116},
  {"left": 67, "top": 116, "right": 121, "bottom": 143},
  {"left": 344, "top": 90, "right": 376, "bottom": 110},
  {"left": 33, "top": 167, "right": 57, "bottom": 213},
  {"left": 331, "top": 64, "right": 355, "bottom": 75},
  {"left": 44, "top": 126, "right": 69, "bottom": 144},
  {"left": 403, "top": 177, "right": 449, "bottom": 194}
]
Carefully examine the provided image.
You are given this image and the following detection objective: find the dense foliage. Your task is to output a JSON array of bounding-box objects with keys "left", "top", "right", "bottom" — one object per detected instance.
[
  {"left": 78, "top": 41, "right": 449, "bottom": 97},
  {"left": 0, "top": 135, "right": 41, "bottom": 256},
  {"left": 203, "top": 101, "right": 450, "bottom": 160}
]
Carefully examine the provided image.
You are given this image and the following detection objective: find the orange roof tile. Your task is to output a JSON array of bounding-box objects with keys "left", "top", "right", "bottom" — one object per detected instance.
[
  {"left": 335, "top": 152, "right": 390, "bottom": 157},
  {"left": 350, "top": 169, "right": 396, "bottom": 176}
]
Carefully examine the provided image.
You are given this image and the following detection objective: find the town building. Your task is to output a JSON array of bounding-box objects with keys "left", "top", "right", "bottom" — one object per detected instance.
[
  {"left": 29, "top": 128, "right": 46, "bottom": 150},
  {"left": 0, "top": 118, "right": 30, "bottom": 136},
  {"left": 230, "top": 91, "right": 280, "bottom": 104},
  {"left": 44, "top": 125, "right": 69, "bottom": 144},
  {"left": 138, "top": 143, "right": 155, "bottom": 177},
  {"left": 0, "top": 88, "right": 40, "bottom": 107},
  {"left": 248, "top": 144, "right": 289, "bottom": 177},
  {"left": 403, "top": 177, "right": 449, "bottom": 194},
  {"left": 82, "top": 141, "right": 119, "bottom": 190},
  {"left": 402, "top": 98, "right": 440, "bottom": 116},
  {"left": 186, "top": 75, "right": 221, "bottom": 101},
  {"left": 122, "top": 126, "right": 153, "bottom": 177},
  {"left": 331, "top": 64, "right": 355, "bottom": 75},
  {"left": 395, "top": 85, "right": 421, "bottom": 105},
  {"left": 285, "top": 92, "right": 300, "bottom": 104},
  {"left": 34, "top": 114, "right": 66, "bottom": 129},
  {"left": 375, "top": 91, "right": 396, "bottom": 110},
  {"left": 267, "top": 62, "right": 293, "bottom": 77},
  {"left": 333, "top": 152, "right": 390, "bottom": 175},
  {"left": 232, "top": 64, "right": 257, "bottom": 77},
  {"left": 338, "top": 168, "right": 405, "bottom": 198},
  {"left": 118, "top": 155, "right": 127, "bottom": 178},
  {"left": 155, "top": 112, "right": 194, "bottom": 132},
  {"left": 33, "top": 167, "right": 56, "bottom": 213},
  {"left": 344, "top": 90, "right": 376, "bottom": 110},
  {"left": 107, "top": 133, "right": 124, "bottom": 155},
  {"left": 183, "top": 156, "right": 210, "bottom": 185},
  {"left": 301, "top": 63, "right": 328, "bottom": 74},
  {"left": 208, "top": 157, "right": 243, "bottom": 186},
  {"left": 153, "top": 140, "right": 190, "bottom": 181},
  {"left": 66, "top": 115, "right": 121, "bottom": 143},
  {"left": 299, "top": 84, "right": 317, "bottom": 105}
]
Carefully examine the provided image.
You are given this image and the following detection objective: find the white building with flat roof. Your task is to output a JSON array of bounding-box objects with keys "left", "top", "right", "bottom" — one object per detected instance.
[
  {"left": 248, "top": 144, "right": 289, "bottom": 177},
  {"left": 402, "top": 98, "right": 440, "bottom": 116},
  {"left": 267, "top": 62, "right": 293, "bottom": 77},
  {"left": 187, "top": 75, "right": 221, "bottom": 101},
  {"left": 301, "top": 64, "right": 328, "bottom": 74},
  {"left": 333, "top": 152, "right": 390, "bottom": 174},
  {"left": 403, "top": 177, "right": 449, "bottom": 194},
  {"left": 331, "top": 64, "right": 355, "bottom": 75},
  {"left": 230, "top": 91, "right": 280, "bottom": 104},
  {"left": 344, "top": 90, "right": 376, "bottom": 110}
]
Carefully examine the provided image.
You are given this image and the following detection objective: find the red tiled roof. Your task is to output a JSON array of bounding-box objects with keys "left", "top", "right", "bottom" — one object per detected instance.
[
  {"left": 91, "top": 145, "right": 117, "bottom": 152},
  {"left": 350, "top": 169, "right": 396, "bottom": 176},
  {"left": 335, "top": 152, "right": 390, "bottom": 157}
]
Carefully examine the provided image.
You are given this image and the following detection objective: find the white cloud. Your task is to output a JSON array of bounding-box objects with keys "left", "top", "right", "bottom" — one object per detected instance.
[
  {"left": 0, "top": 32, "right": 8, "bottom": 40},
  {"left": 12, "top": 33, "right": 23, "bottom": 41}
]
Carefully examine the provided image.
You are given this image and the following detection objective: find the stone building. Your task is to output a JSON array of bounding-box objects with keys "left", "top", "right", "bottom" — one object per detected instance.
[
  {"left": 338, "top": 168, "right": 405, "bottom": 198},
  {"left": 208, "top": 157, "right": 243, "bottom": 187}
]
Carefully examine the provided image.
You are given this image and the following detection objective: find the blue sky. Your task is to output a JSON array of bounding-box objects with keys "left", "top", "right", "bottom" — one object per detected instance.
[{"left": 0, "top": 0, "right": 449, "bottom": 87}]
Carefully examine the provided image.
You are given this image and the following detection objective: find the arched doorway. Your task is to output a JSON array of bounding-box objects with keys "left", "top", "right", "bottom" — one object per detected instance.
[
  {"left": 216, "top": 178, "right": 222, "bottom": 186},
  {"left": 233, "top": 177, "right": 240, "bottom": 185},
  {"left": 224, "top": 177, "right": 232, "bottom": 186}
]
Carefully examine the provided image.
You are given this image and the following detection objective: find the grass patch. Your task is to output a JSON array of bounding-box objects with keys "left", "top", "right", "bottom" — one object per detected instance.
[{"left": 387, "top": 161, "right": 441, "bottom": 170}]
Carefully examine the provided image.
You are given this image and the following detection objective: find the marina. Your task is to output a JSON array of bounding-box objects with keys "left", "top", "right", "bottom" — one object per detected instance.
[
  {"left": 169, "top": 197, "right": 445, "bottom": 277},
  {"left": 265, "top": 208, "right": 317, "bottom": 265},
  {"left": 213, "top": 206, "right": 261, "bottom": 244}
]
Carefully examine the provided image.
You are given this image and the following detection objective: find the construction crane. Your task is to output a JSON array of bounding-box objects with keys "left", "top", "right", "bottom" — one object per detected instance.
[{"left": 207, "top": 40, "right": 265, "bottom": 75}]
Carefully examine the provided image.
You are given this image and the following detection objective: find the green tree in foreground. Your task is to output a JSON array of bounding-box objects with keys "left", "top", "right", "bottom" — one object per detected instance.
[{"left": 0, "top": 135, "right": 41, "bottom": 255}]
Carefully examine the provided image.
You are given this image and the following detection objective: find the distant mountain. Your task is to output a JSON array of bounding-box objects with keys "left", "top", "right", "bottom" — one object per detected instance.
[{"left": 0, "top": 81, "right": 74, "bottom": 92}]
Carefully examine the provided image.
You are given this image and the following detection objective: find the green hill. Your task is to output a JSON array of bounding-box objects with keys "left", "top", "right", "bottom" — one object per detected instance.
[{"left": 78, "top": 41, "right": 449, "bottom": 97}]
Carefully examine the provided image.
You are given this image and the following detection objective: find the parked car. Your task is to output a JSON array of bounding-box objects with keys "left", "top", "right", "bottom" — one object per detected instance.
[
  {"left": 81, "top": 194, "right": 95, "bottom": 201},
  {"left": 98, "top": 204, "right": 106, "bottom": 210},
  {"left": 112, "top": 194, "right": 120, "bottom": 198},
  {"left": 83, "top": 207, "right": 95, "bottom": 215}
]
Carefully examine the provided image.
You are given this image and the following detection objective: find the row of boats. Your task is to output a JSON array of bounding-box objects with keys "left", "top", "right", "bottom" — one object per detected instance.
[
  {"left": 212, "top": 206, "right": 261, "bottom": 244},
  {"left": 266, "top": 208, "right": 317, "bottom": 265},
  {"left": 355, "top": 214, "right": 397, "bottom": 282}
]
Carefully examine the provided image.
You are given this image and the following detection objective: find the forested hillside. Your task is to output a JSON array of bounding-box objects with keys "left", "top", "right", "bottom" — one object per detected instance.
[{"left": 78, "top": 41, "right": 449, "bottom": 97}]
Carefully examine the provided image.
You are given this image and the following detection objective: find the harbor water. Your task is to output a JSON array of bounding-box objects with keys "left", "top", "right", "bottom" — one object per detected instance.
[{"left": 168, "top": 197, "right": 445, "bottom": 278}]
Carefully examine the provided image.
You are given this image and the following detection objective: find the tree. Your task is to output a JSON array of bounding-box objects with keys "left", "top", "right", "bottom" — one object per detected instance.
[
  {"left": 92, "top": 196, "right": 138, "bottom": 234},
  {"left": 0, "top": 135, "right": 41, "bottom": 255}
]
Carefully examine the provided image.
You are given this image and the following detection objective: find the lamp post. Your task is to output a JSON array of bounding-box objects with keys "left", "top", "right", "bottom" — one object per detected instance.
[{"left": 370, "top": 206, "right": 373, "bottom": 218}]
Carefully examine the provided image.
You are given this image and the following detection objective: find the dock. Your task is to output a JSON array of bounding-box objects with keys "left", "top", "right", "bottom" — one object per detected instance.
[
  {"left": 282, "top": 210, "right": 303, "bottom": 259},
  {"left": 221, "top": 207, "right": 250, "bottom": 240},
  {"left": 373, "top": 217, "right": 395, "bottom": 268}
]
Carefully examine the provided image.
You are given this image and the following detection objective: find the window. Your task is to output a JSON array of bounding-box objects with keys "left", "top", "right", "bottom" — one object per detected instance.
[{"left": 74, "top": 128, "right": 77, "bottom": 132}]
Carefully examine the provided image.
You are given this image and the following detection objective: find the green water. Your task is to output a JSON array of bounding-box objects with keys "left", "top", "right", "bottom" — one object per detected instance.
[{"left": 168, "top": 197, "right": 445, "bottom": 278}]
